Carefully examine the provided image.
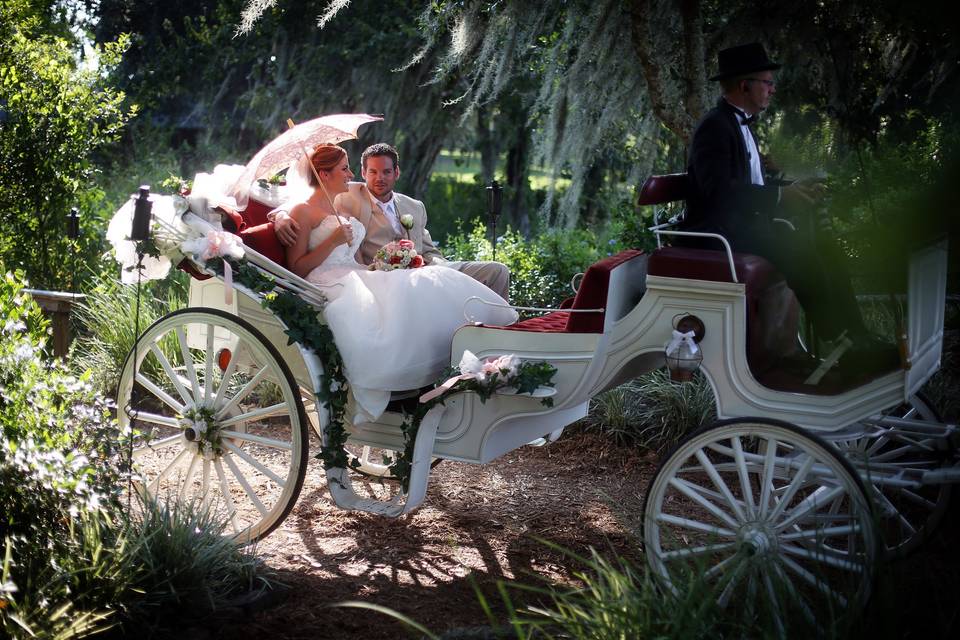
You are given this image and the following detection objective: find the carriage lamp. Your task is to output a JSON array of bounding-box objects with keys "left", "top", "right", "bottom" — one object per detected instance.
[
  {"left": 664, "top": 314, "right": 706, "bottom": 382},
  {"left": 66, "top": 207, "right": 80, "bottom": 240},
  {"left": 130, "top": 185, "right": 153, "bottom": 242},
  {"left": 486, "top": 180, "right": 503, "bottom": 261}
]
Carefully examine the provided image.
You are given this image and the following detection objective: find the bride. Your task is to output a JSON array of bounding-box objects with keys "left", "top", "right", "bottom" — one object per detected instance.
[{"left": 284, "top": 143, "right": 518, "bottom": 422}]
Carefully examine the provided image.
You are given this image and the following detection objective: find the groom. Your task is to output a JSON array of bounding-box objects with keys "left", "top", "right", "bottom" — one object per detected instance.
[{"left": 272, "top": 143, "right": 511, "bottom": 300}]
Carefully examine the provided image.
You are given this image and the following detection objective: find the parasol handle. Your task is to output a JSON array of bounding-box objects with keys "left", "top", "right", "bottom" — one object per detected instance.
[{"left": 286, "top": 118, "right": 346, "bottom": 229}]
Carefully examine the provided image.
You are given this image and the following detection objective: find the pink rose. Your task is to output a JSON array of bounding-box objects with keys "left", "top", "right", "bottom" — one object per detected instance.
[
  {"left": 398, "top": 239, "right": 415, "bottom": 250},
  {"left": 411, "top": 255, "right": 424, "bottom": 268}
]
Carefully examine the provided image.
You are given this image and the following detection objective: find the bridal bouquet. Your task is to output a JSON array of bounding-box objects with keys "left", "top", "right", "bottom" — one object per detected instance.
[{"left": 371, "top": 239, "right": 424, "bottom": 271}]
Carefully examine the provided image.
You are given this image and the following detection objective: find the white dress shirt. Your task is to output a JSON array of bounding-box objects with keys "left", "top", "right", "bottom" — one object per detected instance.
[
  {"left": 736, "top": 113, "right": 764, "bottom": 186},
  {"left": 371, "top": 193, "right": 403, "bottom": 235}
]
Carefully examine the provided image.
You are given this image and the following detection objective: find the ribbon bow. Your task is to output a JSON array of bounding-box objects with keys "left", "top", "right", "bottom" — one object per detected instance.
[
  {"left": 665, "top": 329, "right": 699, "bottom": 357},
  {"left": 419, "top": 350, "right": 521, "bottom": 403}
]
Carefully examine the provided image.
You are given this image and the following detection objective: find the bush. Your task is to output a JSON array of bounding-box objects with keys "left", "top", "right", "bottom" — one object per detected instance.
[
  {"left": 1, "top": 268, "right": 265, "bottom": 638},
  {"left": 587, "top": 370, "right": 716, "bottom": 453}
]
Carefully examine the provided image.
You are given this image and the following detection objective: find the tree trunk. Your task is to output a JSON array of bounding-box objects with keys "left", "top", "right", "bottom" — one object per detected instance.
[{"left": 505, "top": 124, "right": 530, "bottom": 237}]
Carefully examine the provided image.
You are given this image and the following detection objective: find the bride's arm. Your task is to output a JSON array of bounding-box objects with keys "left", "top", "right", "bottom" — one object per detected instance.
[{"left": 285, "top": 209, "right": 352, "bottom": 278}]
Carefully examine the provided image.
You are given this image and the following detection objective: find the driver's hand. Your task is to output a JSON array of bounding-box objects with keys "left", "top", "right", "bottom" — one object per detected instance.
[{"left": 272, "top": 211, "right": 300, "bottom": 246}]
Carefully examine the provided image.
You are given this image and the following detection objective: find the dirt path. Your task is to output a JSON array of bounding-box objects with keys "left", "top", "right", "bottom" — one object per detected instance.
[
  {"left": 208, "top": 427, "right": 960, "bottom": 640},
  {"left": 211, "top": 431, "right": 655, "bottom": 639}
]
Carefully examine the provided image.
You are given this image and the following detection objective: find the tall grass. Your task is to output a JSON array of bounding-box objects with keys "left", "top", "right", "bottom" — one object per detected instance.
[
  {"left": 70, "top": 273, "right": 186, "bottom": 395},
  {"left": 588, "top": 369, "right": 716, "bottom": 453}
]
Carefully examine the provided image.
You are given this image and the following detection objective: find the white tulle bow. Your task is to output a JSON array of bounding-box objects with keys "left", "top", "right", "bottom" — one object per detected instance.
[{"left": 665, "top": 329, "right": 699, "bottom": 356}]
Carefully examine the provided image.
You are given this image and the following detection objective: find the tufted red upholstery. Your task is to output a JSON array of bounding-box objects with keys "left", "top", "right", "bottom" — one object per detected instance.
[
  {"left": 648, "top": 246, "right": 799, "bottom": 374},
  {"left": 492, "top": 249, "right": 645, "bottom": 334},
  {"left": 239, "top": 222, "right": 286, "bottom": 265}
]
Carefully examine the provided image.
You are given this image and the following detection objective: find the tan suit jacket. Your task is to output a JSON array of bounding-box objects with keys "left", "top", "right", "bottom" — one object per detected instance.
[{"left": 333, "top": 182, "right": 443, "bottom": 265}]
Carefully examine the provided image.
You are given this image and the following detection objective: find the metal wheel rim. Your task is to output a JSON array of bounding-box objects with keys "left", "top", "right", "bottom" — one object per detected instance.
[
  {"left": 117, "top": 308, "right": 308, "bottom": 543},
  {"left": 644, "top": 419, "right": 878, "bottom": 632},
  {"left": 839, "top": 393, "right": 952, "bottom": 558}
]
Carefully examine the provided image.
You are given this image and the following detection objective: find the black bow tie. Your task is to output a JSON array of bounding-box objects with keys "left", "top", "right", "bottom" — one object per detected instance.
[{"left": 736, "top": 110, "right": 756, "bottom": 126}]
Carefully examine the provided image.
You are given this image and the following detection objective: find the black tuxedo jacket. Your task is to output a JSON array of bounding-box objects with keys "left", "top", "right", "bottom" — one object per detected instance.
[{"left": 682, "top": 99, "right": 781, "bottom": 236}]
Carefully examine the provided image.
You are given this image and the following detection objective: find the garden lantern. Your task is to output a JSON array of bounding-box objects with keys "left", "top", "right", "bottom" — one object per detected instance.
[
  {"left": 130, "top": 185, "right": 153, "bottom": 242},
  {"left": 66, "top": 207, "right": 80, "bottom": 240},
  {"left": 664, "top": 314, "right": 705, "bottom": 382},
  {"left": 486, "top": 180, "right": 502, "bottom": 261}
]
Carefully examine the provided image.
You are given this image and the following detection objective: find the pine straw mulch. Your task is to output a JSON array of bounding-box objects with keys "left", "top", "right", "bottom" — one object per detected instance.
[{"left": 211, "top": 428, "right": 657, "bottom": 639}]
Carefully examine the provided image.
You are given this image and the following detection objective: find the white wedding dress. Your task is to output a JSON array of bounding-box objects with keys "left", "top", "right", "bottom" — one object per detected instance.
[{"left": 306, "top": 216, "right": 518, "bottom": 422}]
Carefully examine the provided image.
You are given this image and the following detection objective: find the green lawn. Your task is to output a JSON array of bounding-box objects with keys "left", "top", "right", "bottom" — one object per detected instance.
[{"left": 431, "top": 149, "right": 571, "bottom": 190}]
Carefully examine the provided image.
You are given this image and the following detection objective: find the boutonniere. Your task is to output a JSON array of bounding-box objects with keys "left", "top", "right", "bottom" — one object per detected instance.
[{"left": 399, "top": 213, "right": 414, "bottom": 240}]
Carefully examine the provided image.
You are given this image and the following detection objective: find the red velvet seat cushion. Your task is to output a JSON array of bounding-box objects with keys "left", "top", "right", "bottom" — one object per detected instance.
[
  {"left": 239, "top": 222, "right": 286, "bottom": 265},
  {"left": 647, "top": 246, "right": 782, "bottom": 289},
  {"left": 489, "top": 249, "right": 644, "bottom": 334}
]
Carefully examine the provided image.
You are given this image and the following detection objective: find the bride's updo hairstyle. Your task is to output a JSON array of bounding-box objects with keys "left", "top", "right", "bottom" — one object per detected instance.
[{"left": 308, "top": 143, "right": 347, "bottom": 185}]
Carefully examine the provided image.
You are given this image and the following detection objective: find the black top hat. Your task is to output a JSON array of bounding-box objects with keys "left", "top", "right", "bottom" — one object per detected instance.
[{"left": 709, "top": 43, "right": 781, "bottom": 81}]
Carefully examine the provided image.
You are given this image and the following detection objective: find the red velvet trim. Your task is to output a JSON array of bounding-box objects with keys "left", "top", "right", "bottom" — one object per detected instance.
[
  {"left": 505, "top": 311, "right": 571, "bottom": 333},
  {"left": 565, "top": 249, "right": 644, "bottom": 333},
  {"left": 637, "top": 173, "right": 689, "bottom": 205},
  {"left": 176, "top": 258, "right": 212, "bottom": 281},
  {"left": 239, "top": 222, "right": 286, "bottom": 265},
  {"left": 243, "top": 199, "right": 274, "bottom": 227},
  {"left": 647, "top": 246, "right": 780, "bottom": 288}
]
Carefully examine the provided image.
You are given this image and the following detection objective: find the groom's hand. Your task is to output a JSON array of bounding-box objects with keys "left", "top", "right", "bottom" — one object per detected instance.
[{"left": 271, "top": 211, "right": 299, "bottom": 246}]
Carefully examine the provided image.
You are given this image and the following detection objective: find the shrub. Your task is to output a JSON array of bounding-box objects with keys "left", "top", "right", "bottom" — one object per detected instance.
[{"left": 587, "top": 370, "right": 716, "bottom": 453}]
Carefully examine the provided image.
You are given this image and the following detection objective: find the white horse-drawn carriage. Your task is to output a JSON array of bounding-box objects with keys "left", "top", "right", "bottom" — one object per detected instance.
[{"left": 116, "top": 172, "right": 955, "bottom": 624}]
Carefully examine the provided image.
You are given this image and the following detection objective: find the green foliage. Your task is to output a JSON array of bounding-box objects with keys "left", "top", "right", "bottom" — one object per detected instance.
[
  {"left": 70, "top": 273, "right": 187, "bottom": 396},
  {"left": 0, "top": 1, "right": 134, "bottom": 290},
  {"left": 120, "top": 497, "right": 267, "bottom": 627},
  {"left": 446, "top": 221, "right": 626, "bottom": 313},
  {"left": 588, "top": 370, "right": 716, "bottom": 453}
]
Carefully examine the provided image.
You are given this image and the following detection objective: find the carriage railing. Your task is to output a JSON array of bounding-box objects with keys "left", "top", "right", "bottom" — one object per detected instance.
[{"left": 647, "top": 226, "right": 740, "bottom": 283}]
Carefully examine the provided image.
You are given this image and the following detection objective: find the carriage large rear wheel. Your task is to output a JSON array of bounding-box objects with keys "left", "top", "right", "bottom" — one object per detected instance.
[
  {"left": 643, "top": 418, "right": 878, "bottom": 633},
  {"left": 117, "top": 308, "right": 309, "bottom": 543}
]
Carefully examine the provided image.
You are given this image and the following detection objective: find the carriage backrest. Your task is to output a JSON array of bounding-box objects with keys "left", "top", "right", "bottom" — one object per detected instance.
[
  {"left": 217, "top": 198, "right": 287, "bottom": 265},
  {"left": 565, "top": 249, "right": 647, "bottom": 332},
  {"left": 637, "top": 173, "right": 689, "bottom": 206}
]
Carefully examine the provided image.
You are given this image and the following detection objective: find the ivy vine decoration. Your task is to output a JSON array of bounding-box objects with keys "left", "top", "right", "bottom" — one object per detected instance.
[
  {"left": 201, "top": 255, "right": 357, "bottom": 476},
  {"left": 388, "top": 353, "right": 557, "bottom": 492}
]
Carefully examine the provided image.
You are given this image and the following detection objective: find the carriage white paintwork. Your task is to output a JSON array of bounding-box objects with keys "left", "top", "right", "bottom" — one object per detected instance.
[{"left": 117, "top": 204, "right": 956, "bottom": 623}]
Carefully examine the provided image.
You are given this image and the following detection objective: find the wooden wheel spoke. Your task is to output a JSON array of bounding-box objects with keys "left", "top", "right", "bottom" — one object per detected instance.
[
  {"left": 179, "top": 453, "right": 201, "bottom": 502},
  {"left": 223, "top": 441, "right": 285, "bottom": 487},
  {"left": 135, "top": 373, "right": 185, "bottom": 414},
  {"left": 131, "top": 411, "right": 180, "bottom": 428},
  {"left": 133, "top": 433, "right": 181, "bottom": 459},
  {"left": 219, "top": 403, "right": 288, "bottom": 428},
  {"left": 767, "top": 454, "right": 816, "bottom": 523},
  {"left": 778, "top": 555, "right": 848, "bottom": 607},
  {"left": 175, "top": 327, "right": 202, "bottom": 401},
  {"left": 204, "top": 325, "right": 215, "bottom": 400},
  {"left": 147, "top": 447, "right": 190, "bottom": 495},
  {"left": 779, "top": 524, "right": 861, "bottom": 542},
  {"left": 695, "top": 448, "right": 747, "bottom": 522},
  {"left": 656, "top": 513, "right": 737, "bottom": 538},
  {"left": 760, "top": 570, "right": 787, "bottom": 639},
  {"left": 780, "top": 543, "right": 864, "bottom": 573},
  {"left": 774, "top": 485, "right": 845, "bottom": 533},
  {"left": 221, "top": 429, "right": 292, "bottom": 451},
  {"left": 716, "top": 553, "right": 749, "bottom": 608},
  {"left": 214, "top": 458, "right": 241, "bottom": 535},
  {"left": 213, "top": 342, "right": 243, "bottom": 409},
  {"left": 661, "top": 542, "right": 737, "bottom": 561},
  {"left": 771, "top": 560, "right": 820, "bottom": 630},
  {"left": 732, "top": 436, "right": 756, "bottom": 519},
  {"left": 222, "top": 451, "right": 269, "bottom": 518},
  {"left": 150, "top": 341, "right": 193, "bottom": 405},
  {"left": 891, "top": 485, "right": 937, "bottom": 510},
  {"left": 216, "top": 366, "right": 270, "bottom": 419},
  {"left": 759, "top": 437, "right": 779, "bottom": 518},
  {"left": 669, "top": 477, "right": 741, "bottom": 530}
]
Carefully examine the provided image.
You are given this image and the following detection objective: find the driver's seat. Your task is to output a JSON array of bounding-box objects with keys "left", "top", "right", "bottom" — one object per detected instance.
[{"left": 638, "top": 174, "right": 801, "bottom": 377}]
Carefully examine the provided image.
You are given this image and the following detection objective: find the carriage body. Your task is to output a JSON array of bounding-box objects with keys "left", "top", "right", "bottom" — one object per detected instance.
[{"left": 119, "top": 191, "right": 955, "bottom": 622}]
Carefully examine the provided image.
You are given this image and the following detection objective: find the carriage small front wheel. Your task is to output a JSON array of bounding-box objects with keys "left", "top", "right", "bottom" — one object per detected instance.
[
  {"left": 117, "top": 308, "right": 309, "bottom": 543},
  {"left": 643, "top": 418, "right": 878, "bottom": 632}
]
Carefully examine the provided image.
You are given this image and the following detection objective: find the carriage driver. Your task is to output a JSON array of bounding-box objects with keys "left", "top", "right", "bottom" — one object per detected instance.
[{"left": 680, "top": 42, "right": 896, "bottom": 371}]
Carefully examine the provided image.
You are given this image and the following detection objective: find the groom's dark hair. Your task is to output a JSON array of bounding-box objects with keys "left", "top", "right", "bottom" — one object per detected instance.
[{"left": 361, "top": 143, "right": 400, "bottom": 170}]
